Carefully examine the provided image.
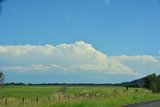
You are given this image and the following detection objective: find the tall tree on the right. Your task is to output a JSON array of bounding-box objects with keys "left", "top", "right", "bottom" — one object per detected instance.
[
  {"left": 0, "top": 71, "right": 4, "bottom": 94},
  {"left": 0, "top": 71, "right": 4, "bottom": 85},
  {"left": 145, "top": 74, "right": 160, "bottom": 93}
]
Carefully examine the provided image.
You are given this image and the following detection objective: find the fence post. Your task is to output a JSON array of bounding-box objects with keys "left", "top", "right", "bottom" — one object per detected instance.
[
  {"left": 126, "top": 86, "right": 129, "bottom": 91},
  {"left": 5, "top": 98, "right": 7, "bottom": 106},
  {"left": 94, "top": 93, "right": 96, "bottom": 98},
  {"left": 48, "top": 96, "right": 51, "bottom": 102},
  {"left": 67, "top": 95, "right": 69, "bottom": 100},
  {"left": 59, "top": 95, "right": 60, "bottom": 102},
  {"left": 82, "top": 94, "right": 84, "bottom": 98},
  {"left": 22, "top": 98, "right": 25, "bottom": 104},
  {"left": 36, "top": 97, "right": 39, "bottom": 103}
]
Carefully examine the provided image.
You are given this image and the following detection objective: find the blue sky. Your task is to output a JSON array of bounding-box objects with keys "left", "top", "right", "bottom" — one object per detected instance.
[{"left": 0, "top": 0, "right": 160, "bottom": 83}]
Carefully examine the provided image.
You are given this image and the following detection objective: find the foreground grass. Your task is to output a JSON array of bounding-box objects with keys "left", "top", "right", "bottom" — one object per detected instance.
[{"left": 0, "top": 86, "right": 160, "bottom": 107}]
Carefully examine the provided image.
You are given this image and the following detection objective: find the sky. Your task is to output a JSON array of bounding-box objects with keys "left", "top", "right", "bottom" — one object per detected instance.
[{"left": 0, "top": 0, "right": 160, "bottom": 83}]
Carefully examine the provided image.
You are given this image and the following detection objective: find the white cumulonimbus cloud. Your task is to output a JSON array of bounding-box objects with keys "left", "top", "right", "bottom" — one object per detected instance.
[{"left": 0, "top": 41, "right": 134, "bottom": 75}]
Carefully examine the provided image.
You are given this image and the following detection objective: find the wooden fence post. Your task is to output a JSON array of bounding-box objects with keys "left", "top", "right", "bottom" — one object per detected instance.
[
  {"left": 126, "top": 86, "right": 129, "bottom": 91},
  {"left": 67, "top": 95, "right": 69, "bottom": 100},
  {"left": 22, "top": 98, "right": 25, "bottom": 104},
  {"left": 5, "top": 98, "right": 7, "bottom": 106},
  {"left": 59, "top": 95, "right": 60, "bottom": 102},
  {"left": 36, "top": 97, "right": 39, "bottom": 103},
  {"left": 89, "top": 94, "right": 91, "bottom": 98},
  {"left": 48, "top": 96, "right": 51, "bottom": 102},
  {"left": 94, "top": 93, "right": 96, "bottom": 98}
]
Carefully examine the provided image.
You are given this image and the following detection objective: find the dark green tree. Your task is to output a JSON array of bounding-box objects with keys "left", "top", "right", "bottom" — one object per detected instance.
[
  {"left": 0, "top": 71, "right": 4, "bottom": 91},
  {"left": 145, "top": 74, "right": 160, "bottom": 93},
  {"left": 0, "top": 72, "right": 4, "bottom": 84},
  {"left": 145, "top": 74, "right": 156, "bottom": 89},
  {"left": 58, "top": 85, "right": 69, "bottom": 95}
]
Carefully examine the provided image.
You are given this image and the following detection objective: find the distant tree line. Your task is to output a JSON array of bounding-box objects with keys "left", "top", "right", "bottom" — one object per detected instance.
[
  {"left": 2, "top": 72, "right": 160, "bottom": 93},
  {"left": 4, "top": 82, "right": 117, "bottom": 86}
]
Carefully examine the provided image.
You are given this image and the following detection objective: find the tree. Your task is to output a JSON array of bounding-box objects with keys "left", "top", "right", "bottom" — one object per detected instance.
[
  {"left": 0, "top": 71, "right": 4, "bottom": 90},
  {"left": 58, "top": 85, "right": 69, "bottom": 95},
  {"left": 144, "top": 74, "right": 156, "bottom": 89},
  {"left": 144, "top": 74, "right": 160, "bottom": 93},
  {"left": 0, "top": 72, "right": 4, "bottom": 84}
]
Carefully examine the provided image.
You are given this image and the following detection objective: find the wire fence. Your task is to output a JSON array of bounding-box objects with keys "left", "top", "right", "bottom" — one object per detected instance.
[{"left": 0, "top": 93, "right": 102, "bottom": 106}]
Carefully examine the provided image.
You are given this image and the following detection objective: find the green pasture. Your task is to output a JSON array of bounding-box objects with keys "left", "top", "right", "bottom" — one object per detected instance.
[{"left": 0, "top": 85, "right": 160, "bottom": 107}]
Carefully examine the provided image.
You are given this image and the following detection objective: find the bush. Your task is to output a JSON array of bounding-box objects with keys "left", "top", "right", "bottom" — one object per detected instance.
[
  {"left": 134, "top": 89, "right": 139, "bottom": 93},
  {"left": 58, "top": 85, "right": 69, "bottom": 95}
]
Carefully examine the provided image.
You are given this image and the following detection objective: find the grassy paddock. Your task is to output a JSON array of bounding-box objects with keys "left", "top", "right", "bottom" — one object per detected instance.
[{"left": 0, "top": 85, "right": 160, "bottom": 107}]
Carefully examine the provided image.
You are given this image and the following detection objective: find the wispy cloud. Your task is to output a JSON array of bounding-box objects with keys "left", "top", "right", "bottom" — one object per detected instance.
[{"left": 112, "top": 55, "right": 158, "bottom": 63}]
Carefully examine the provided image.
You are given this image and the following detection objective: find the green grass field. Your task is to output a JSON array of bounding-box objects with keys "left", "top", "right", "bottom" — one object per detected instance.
[{"left": 0, "top": 85, "right": 160, "bottom": 107}]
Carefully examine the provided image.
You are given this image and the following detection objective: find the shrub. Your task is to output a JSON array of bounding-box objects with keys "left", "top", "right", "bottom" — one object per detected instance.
[{"left": 58, "top": 85, "right": 69, "bottom": 95}]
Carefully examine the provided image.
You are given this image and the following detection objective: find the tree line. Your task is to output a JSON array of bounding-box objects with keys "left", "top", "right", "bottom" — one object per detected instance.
[{"left": 0, "top": 71, "right": 160, "bottom": 93}]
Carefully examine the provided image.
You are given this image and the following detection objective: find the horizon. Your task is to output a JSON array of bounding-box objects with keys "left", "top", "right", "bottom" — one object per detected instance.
[{"left": 0, "top": 0, "right": 160, "bottom": 83}]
